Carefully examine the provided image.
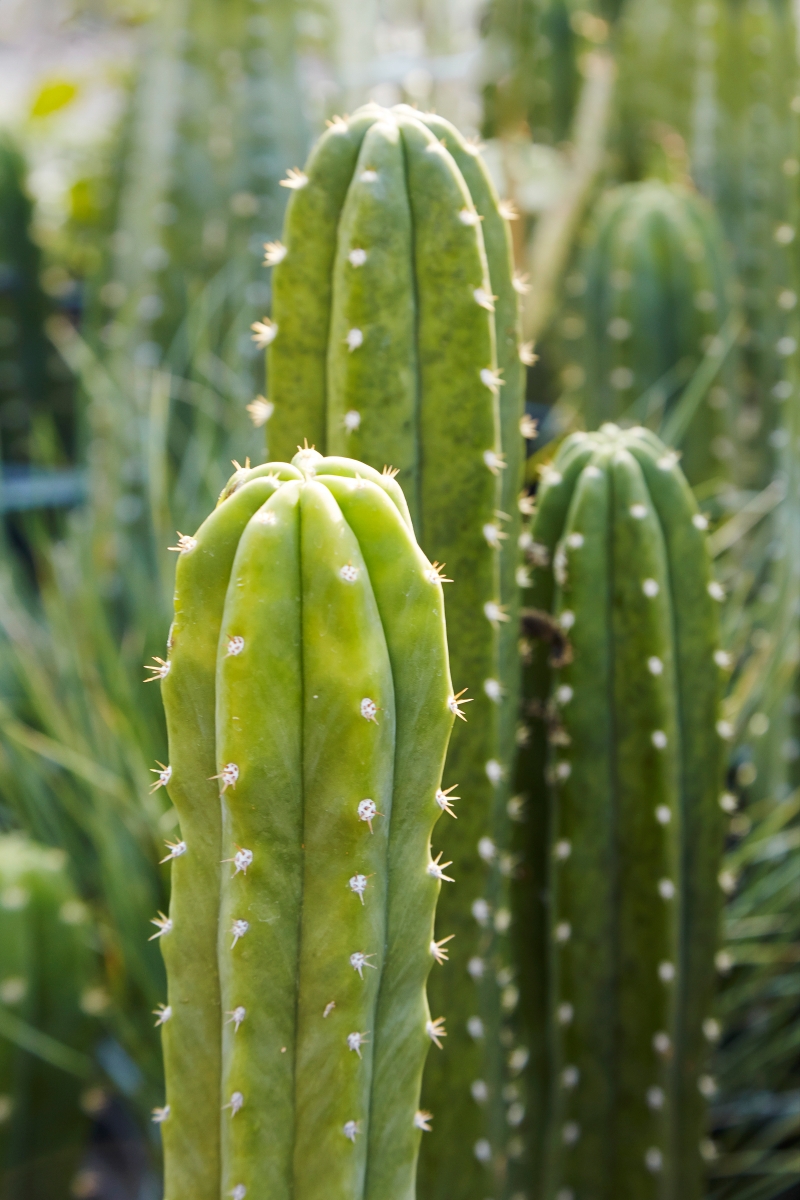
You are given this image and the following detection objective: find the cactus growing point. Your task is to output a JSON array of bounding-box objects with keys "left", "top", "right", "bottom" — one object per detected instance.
[{"left": 155, "top": 450, "right": 455, "bottom": 1199}]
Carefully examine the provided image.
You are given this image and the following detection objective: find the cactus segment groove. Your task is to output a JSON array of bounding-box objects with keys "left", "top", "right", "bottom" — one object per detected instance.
[
  {"left": 516, "top": 425, "right": 724, "bottom": 1199},
  {"left": 157, "top": 451, "right": 454, "bottom": 1199},
  {"left": 264, "top": 103, "right": 525, "bottom": 1196}
]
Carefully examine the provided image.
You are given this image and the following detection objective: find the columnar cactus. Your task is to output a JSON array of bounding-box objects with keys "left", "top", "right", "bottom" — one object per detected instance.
[
  {"left": 261, "top": 104, "right": 527, "bottom": 1195},
  {"left": 0, "top": 832, "right": 102, "bottom": 1198},
  {"left": 566, "top": 181, "right": 734, "bottom": 485},
  {"left": 515, "top": 424, "right": 725, "bottom": 1198},
  {"left": 154, "top": 450, "right": 455, "bottom": 1199}
]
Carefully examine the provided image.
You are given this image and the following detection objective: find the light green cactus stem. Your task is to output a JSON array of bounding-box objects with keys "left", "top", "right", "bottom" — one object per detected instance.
[
  {"left": 569, "top": 181, "right": 734, "bottom": 486},
  {"left": 515, "top": 425, "right": 725, "bottom": 1199},
  {"left": 0, "top": 833, "right": 101, "bottom": 1199},
  {"left": 154, "top": 449, "right": 454, "bottom": 1199},
  {"left": 264, "top": 104, "right": 526, "bottom": 1197}
]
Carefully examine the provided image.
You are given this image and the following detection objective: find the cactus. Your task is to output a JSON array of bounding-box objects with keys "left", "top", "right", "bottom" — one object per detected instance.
[
  {"left": 154, "top": 449, "right": 455, "bottom": 1199},
  {"left": 515, "top": 424, "right": 725, "bottom": 1198},
  {"left": 565, "top": 180, "right": 734, "bottom": 486},
  {"left": 0, "top": 832, "right": 102, "bottom": 1198},
  {"left": 262, "top": 104, "right": 526, "bottom": 1196}
]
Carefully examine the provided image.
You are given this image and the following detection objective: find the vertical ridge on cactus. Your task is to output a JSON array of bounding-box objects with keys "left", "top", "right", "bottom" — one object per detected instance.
[
  {"left": 156, "top": 451, "right": 454, "bottom": 1198},
  {"left": 515, "top": 424, "right": 725, "bottom": 1198},
  {"left": 263, "top": 104, "right": 526, "bottom": 1196}
]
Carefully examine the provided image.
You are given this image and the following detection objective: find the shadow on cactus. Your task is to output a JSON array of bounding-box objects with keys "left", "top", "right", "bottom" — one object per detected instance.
[
  {"left": 515, "top": 424, "right": 726, "bottom": 1198},
  {"left": 152, "top": 451, "right": 456, "bottom": 1199}
]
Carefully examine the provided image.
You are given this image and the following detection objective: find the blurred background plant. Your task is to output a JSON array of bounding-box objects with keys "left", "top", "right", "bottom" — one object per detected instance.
[{"left": 2, "top": 0, "right": 800, "bottom": 1196}]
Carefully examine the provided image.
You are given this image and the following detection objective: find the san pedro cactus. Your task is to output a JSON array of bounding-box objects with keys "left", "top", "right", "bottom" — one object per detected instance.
[
  {"left": 515, "top": 424, "right": 725, "bottom": 1198},
  {"left": 153, "top": 450, "right": 455, "bottom": 1199},
  {"left": 567, "top": 181, "right": 734, "bottom": 485},
  {"left": 0, "top": 832, "right": 102, "bottom": 1198},
  {"left": 262, "top": 103, "right": 527, "bottom": 1196}
]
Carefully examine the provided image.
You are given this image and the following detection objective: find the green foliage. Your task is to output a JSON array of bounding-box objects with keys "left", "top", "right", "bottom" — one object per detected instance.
[
  {"left": 155, "top": 450, "right": 454, "bottom": 1199},
  {"left": 515, "top": 424, "right": 724, "bottom": 1198},
  {"left": 264, "top": 103, "right": 526, "bottom": 1198},
  {"left": 0, "top": 138, "right": 73, "bottom": 464},
  {"left": 0, "top": 832, "right": 102, "bottom": 1199}
]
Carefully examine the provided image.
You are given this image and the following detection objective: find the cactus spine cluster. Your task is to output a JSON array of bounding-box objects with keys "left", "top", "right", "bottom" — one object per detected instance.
[
  {"left": 154, "top": 450, "right": 455, "bottom": 1199},
  {"left": 566, "top": 181, "right": 734, "bottom": 485},
  {"left": 0, "top": 832, "right": 101, "bottom": 1197},
  {"left": 263, "top": 103, "right": 526, "bottom": 1195},
  {"left": 516, "top": 425, "right": 725, "bottom": 1197}
]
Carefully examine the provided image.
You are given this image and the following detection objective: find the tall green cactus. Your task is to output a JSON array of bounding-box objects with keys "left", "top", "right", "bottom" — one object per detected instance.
[
  {"left": 153, "top": 450, "right": 455, "bottom": 1199},
  {"left": 515, "top": 424, "right": 725, "bottom": 1198},
  {"left": 568, "top": 180, "right": 734, "bottom": 485},
  {"left": 261, "top": 103, "right": 527, "bottom": 1196},
  {"left": 0, "top": 832, "right": 102, "bottom": 1198}
]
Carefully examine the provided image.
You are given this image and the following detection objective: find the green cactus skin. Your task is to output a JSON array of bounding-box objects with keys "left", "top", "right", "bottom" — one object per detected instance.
[
  {"left": 264, "top": 104, "right": 526, "bottom": 1197},
  {"left": 155, "top": 450, "right": 454, "bottom": 1199},
  {"left": 515, "top": 425, "right": 725, "bottom": 1199},
  {"left": 0, "top": 833, "right": 100, "bottom": 1198},
  {"left": 568, "top": 181, "right": 734, "bottom": 486}
]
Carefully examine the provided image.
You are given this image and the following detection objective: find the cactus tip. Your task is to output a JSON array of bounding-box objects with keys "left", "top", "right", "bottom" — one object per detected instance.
[
  {"left": 225, "top": 635, "right": 245, "bottom": 657},
  {"left": 513, "top": 271, "right": 531, "bottom": 295},
  {"left": 381, "top": 464, "right": 400, "bottom": 478},
  {"left": 247, "top": 396, "right": 274, "bottom": 427},
  {"left": 323, "top": 1001, "right": 336, "bottom": 1018},
  {"left": 340, "top": 563, "right": 360, "bottom": 582},
  {"left": 348, "top": 247, "right": 368, "bottom": 267},
  {"left": 263, "top": 240, "right": 287, "bottom": 267},
  {"left": 348, "top": 873, "right": 371, "bottom": 904},
  {"left": 360, "top": 697, "right": 379, "bottom": 723},
  {"left": 151, "top": 1105, "right": 170, "bottom": 1123},
  {"left": 343, "top": 409, "right": 361, "bottom": 432},
  {"left": 425, "top": 561, "right": 452, "bottom": 584},
  {"left": 345, "top": 328, "right": 364, "bottom": 352},
  {"left": 222, "top": 847, "right": 254, "bottom": 876},
  {"left": 414, "top": 1110, "right": 433, "bottom": 1131}
]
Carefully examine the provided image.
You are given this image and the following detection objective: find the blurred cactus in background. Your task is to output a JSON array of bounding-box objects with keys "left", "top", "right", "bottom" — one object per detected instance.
[
  {"left": 569, "top": 181, "right": 736, "bottom": 486},
  {"left": 0, "top": 833, "right": 103, "bottom": 1200}
]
